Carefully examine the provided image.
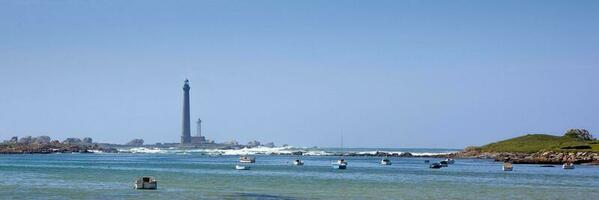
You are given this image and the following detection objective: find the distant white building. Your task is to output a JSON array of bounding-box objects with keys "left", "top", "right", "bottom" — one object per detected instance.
[{"left": 190, "top": 118, "right": 206, "bottom": 144}]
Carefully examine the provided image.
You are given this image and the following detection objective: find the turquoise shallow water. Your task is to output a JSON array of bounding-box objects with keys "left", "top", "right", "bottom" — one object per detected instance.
[{"left": 1, "top": 153, "right": 598, "bottom": 199}]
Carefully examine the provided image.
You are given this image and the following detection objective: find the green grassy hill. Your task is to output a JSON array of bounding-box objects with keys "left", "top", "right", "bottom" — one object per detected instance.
[{"left": 478, "top": 134, "right": 599, "bottom": 153}]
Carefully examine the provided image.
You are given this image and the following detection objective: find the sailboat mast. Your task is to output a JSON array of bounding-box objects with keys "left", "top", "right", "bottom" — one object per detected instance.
[{"left": 341, "top": 135, "right": 344, "bottom": 157}]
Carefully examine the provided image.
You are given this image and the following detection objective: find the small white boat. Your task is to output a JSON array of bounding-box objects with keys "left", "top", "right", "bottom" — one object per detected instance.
[
  {"left": 134, "top": 177, "right": 157, "bottom": 190},
  {"left": 239, "top": 156, "right": 256, "bottom": 163},
  {"left": 235, "top": 165, "right": 251, "bottom": 170},
  {"left": 445, "top": 158, "right": 455, "bottom": 164},
  {"left": 293, "top": 159, "right": 304, "bottom": 166},
  {"left": 502, "top": 162, "right": 513, "bottom": 171},
  {"left": 380, "top": 158, "right": 392, "bottom": 165},
  {"left": 562, "top": 163, "right": 575, "bottom": 169},
  {"left": 332, "top": 159, "right": 347, "bottom": 169}
]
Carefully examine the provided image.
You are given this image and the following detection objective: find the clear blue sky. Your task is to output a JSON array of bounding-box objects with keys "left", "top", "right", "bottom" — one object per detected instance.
[{"left": 1, "top": 0, "right": 597, "bottom": 148}]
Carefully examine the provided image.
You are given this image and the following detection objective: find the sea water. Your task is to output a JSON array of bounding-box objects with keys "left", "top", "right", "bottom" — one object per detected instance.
[{"left": 0, "top": 148, "right": 597, "bottom": 199}]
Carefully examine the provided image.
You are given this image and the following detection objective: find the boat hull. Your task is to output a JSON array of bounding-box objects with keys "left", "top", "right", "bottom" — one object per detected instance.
[
  {"left": 332, "top": 164, "right": 347, "bottom": 169},
  {"left": 429, "top": 163, "right": 442, "bottom": 169},
  {"left": 235, "top": 165, "right": 251, "bottom": 170},
  {"left": 134, "top": 177, "right": 157, "bottom": 190},
  {"left": 134, "top": 182, "right": 157, "bottom": 190},
  {"left": 380, "top": 161, "right": 392, "bottom": 165},
  {"left": 562, "top": 164, "right": 575, "bottom": 169}
]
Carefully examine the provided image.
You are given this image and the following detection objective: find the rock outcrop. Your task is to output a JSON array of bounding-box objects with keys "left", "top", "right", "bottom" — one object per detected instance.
[
  {"left": 82, "top": 137, "right": 93, "bottom": 144},
  {"left": 1, "top": 136, "right": 116, "bottom": 154},
  {"left": 247, "top": 140, "right": 261, "bottom": 147},
  {"left": 126, "top": 139, "right": 144, "bottom": 146},
  {"left": 62, "top": 138, "right": 83, "bottom": 144},
  {"left": 451, "top": 149, "right": 599, "bottom": 164},
  {"left": 0, "top": 143, "right": 116, "bottom": 154},
  {"left": 33, "top": 136, "right": 51, "bottom": 144}
]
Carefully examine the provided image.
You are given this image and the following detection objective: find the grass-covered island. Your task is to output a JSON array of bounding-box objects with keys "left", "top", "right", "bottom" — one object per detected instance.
[{"left": 455, "top": 129, "right": 599, "bottom": 164}]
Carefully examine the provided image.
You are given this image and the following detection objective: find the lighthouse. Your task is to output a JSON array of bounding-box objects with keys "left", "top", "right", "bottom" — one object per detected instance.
[{"left": 181, "top": 79, "right": 191, "bottom": 144}]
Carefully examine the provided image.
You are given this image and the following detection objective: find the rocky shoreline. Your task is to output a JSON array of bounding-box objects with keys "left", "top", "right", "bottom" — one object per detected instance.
[
  {"left": 449, "top": 149, "right": 599, "bottom": 165},
  {"left": 0, "top": 143, "right": 117, "bottom": 154}
]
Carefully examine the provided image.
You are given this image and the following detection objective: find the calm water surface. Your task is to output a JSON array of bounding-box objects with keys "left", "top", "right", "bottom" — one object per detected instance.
[{"left": 1, "top": 152, "right": 598, "bottom": 199}]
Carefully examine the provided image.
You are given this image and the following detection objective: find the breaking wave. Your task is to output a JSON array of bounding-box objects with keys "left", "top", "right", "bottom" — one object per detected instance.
[{"left": 119, "top": 146, "right": 456, "bottom": 157}]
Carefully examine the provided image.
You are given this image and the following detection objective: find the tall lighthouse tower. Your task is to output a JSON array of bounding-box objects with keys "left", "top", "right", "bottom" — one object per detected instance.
[{"left": 181, "top": 79, "right": 191, "bottom": 144}]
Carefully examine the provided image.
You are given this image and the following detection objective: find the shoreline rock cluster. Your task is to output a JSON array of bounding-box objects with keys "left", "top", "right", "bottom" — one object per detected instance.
[
  {"left": 0, "top": 136, "right": 117, "bottom": 154},
  {"left": 0, "top": 143, "right": 117, "bottom": 154},
  {"left": 450, "top": 149, "right": 599, "bottom": 165}
]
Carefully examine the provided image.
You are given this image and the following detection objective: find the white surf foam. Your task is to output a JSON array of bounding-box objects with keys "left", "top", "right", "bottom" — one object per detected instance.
[{"left": 118, "top": 146, "right": 455, "bottom": 157}]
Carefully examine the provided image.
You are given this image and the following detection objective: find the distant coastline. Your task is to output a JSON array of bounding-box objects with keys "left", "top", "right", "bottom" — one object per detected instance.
[
  {"left": 0, "top": 136, "right": 266, "bottom": 154},
  {"left": 0, "top": 142, "right": 116, "bottom": 154},
  {"left": 0, "top": 136, "right": 455, "bottom": 157},
  {"left": 3, "top": 129, "right": 598, "bottom": 166}
]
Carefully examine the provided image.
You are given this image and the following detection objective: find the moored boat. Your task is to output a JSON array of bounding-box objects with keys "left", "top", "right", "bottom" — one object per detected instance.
[
  {"left": 445, "top": 158, "right": 455, "bottom": 164},
  {"left": 239, "top": 156, "right": 256, "bottom": 163},
  {"left": 293, "top": 159, "right": 304, "bottom": 166},
  {"left": 134, "top": 176, "right": 157, "bottom": 190},
  {"left": 562, "top": 162, "right": 575, "bottom": 169},
  {"left": 380, "top": 158, "right": 392, "bottom": 165},
  {"left": 502, "top": 162, "right": 513, "bottom": 171},
  {"left": 235, "top": 165, "right": 251, "bottom": 170},
  {"left": 332, "top": 135, "right": 347, "bottom": 169},
  {"left": 332, "top": 159, "right": 347, "bottom": 169}
]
